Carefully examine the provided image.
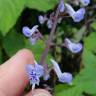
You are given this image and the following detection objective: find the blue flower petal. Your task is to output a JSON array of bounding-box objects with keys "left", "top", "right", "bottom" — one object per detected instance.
[
  {"left": 73, "top": 8, "right": 85, "bottom": 22},
  {"left": 59, "top": 72, "right": 72, "bottom": 84},
  {"left": 22, "top": 27, "right": 32, "bottom": 37}
]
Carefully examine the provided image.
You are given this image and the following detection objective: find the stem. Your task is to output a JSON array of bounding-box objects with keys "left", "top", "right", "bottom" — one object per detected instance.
[{"left": 40, "top": 7, "right": 60, "bottom": 65}]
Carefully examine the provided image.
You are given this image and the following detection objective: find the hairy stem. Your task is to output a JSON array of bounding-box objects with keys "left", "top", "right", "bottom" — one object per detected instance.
[{"left": 40, "top": 7, "right": 60, "bottom": 65}]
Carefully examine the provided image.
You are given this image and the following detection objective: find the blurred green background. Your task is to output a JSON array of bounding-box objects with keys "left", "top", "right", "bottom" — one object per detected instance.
[{"left": 0, "top": 0, "right": 96, "bottom": 96}]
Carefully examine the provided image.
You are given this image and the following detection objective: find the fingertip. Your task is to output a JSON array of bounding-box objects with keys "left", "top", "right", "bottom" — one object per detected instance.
[{"left": 25, "top": 89, "right": 52, "bottom": 96}]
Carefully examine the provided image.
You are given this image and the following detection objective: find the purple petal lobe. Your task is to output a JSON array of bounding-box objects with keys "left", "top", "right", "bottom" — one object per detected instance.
[
  {"left": 59, "top": 72, "right": 72, "bottom": 84},
  {"left": 73, "top": 8, "right": 85, "bottom": 22},
  {"left": 22, "top": 27, "right": 32, "bottom": 37}
]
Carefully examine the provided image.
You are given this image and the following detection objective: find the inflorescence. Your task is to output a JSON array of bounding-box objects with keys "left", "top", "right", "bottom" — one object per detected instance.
[{"left": 22, "top": 0, "right": 90, "bottom": 91}]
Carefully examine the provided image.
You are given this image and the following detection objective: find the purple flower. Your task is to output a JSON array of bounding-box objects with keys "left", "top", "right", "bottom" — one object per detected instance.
[
  {"left": 80, "top": 0, "right": 90, "bottom": 6},
  {"left": 50, "top": 59, "right": 73, "bottom": 84},
  {"left": 59, "top": 73, "right": 72, "bottom": 84},
  {"left": 47, "top": 19, "right": 53, "bottom": 29},
  {"left": 58, "top": 0, "right": 65, "bottom": 12},
  {"left": 65, "top": 3, "right": 85, "bottom": 22},
  {"left": 38, "top": 15, "right": 47, "bottom": 24},
  {"left": 73, "top": 8, "right": 85, "bottom": 22},
  {"left": 22, "top": 25, "right": 39, "bottom": 37},
  {"left": 26, "top": 61, "right": 50, "bottom": 86},
  {"left": 22, "top": 27, "right": 32, "bottom": 37},
  {"left": 64, "top": 38, "right": 83, "bottom": 53},
  {"left": 26, "top": 64, "right": 40, "bottom": 85}
]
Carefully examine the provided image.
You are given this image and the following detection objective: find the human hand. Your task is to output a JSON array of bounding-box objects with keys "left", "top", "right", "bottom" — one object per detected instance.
[{"left": 0, "top": 49, "right": 52, "bottom": 96}]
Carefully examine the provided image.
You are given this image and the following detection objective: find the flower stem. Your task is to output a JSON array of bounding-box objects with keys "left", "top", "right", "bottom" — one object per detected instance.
[{"left": 40, "top": 7, "right": 60, "bottom": 65}]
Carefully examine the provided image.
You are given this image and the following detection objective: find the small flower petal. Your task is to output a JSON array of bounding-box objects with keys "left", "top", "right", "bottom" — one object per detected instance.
[
  {"left": 80, "top": 0, "right": 90, "bottom": 6},
  {"left": 26, "top": 64, "right": 40, "bottom": 85},
  {"left": 59, "top": 72, "right": 72, "bottom": 84},
  {"left": 47, "top": 19, "right": 53, "bottom": 29},
  {"left": 65, "top": 3, "right": 85, "bottom": 22},
  {"left": 31, "top": 25, "right": 39, "bottom": 35},
  {"left": 38, "top": 15, "right": 45, "bottom": 24},
  {"left": 65, "top": 3, "right": 75, "bottom": 17},
  {"left": 34, "top": 61, "right": 44, "bottom": 77},
  {"left": 59, "top": 0, "right": 65, "bottom": 12},
  {"left": 22, "top": 26, "right": 32, "bottom": 37},
  {"left": 50, "top": 59, "right": 62, "bottom": 77},
  {"left": 65, "top": 38, "right": 83, "bottom": 53},
  {"left": 72, "top": 8, "right": 85, "bottom": 22}
]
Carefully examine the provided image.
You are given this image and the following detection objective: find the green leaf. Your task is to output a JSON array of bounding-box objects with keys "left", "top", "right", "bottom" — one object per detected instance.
[
  {"left": 73, "top": 26, "right": 86, "bottom": 42},
  {"left": 3, "top": 29, "right": 25, "bottom": 56},
  {"left": 25, "top": 40, "right": 52, "bottom": 65},
  {"left": 84, "top": 32, "right": 96, "bottom": 52},
  {"left": 91, "top": 21, "right": 96, "bottom": 30},
  {"left": 0, "top": 0, "right": 25, "bottom": 35},
  {"left": 26, "top": 0, "right": 58, "bottom": 12}
]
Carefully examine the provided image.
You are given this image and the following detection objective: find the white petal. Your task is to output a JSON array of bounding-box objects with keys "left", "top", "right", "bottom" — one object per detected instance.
[
  {"left": 47, "top": 19, "right": 53, "bottom": 29},
  {"left": 31, "top": 25, "right": 39, "bottom": 35},
  {"left": 59, "top": 0, "right": 65, "bottom": 12},
  {"left": 65, "top": 3, "right": 75, "bottom": 17},
  {"left": 38, "top": 15, "right": 45, "bottom": 24},
  {"left": 50, "top": 59, "right": 62, "bottom": 77}
]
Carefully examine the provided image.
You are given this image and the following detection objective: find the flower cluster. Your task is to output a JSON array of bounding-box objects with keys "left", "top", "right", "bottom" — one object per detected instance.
[
  {"left": 22, "top": 0, "right": 90, "bottom": 92},
  {"left": 37, "top": 0, "right": 90, "bottom": 29}
]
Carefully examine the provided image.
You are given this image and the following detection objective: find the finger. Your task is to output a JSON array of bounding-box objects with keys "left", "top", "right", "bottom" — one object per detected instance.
[
  {"left": 0, "top": 49, "right": 34, "bottom": 96},
  {"left": 25, "top": 89, "right": 52, "bottom": 96}
]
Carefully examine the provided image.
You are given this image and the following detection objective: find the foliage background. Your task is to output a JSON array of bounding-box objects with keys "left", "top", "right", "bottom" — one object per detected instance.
[{"left": 0, "top": 0, "right": 96, "bottom": 96}]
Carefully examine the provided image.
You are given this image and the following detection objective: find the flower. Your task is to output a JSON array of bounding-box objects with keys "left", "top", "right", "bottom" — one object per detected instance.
[
  {"left": 26, "top": 64, "right": 40, "bottom": 85},
  {"left": 65, "top": 3, "right": 85, "bottom": 22},
  {"left": 26, "top": 60, "right": 50, "bottom": 88},
  {"left": 58, "top": 0, "right": 65, "bottom": 12},
  {"left": 38, "top": 15, "right": 47, "bottom": 24},
  {"left": 38, "top": 15, "right": 45, "bottom": 24},
  {"left": 50, "top": 59, "right": 72, "bottom": 84},
  {"left": 22, "top": 27, "right": 32, "bottom": 37},
  {"left": 22, "top": 25, "right": 39, "bottom": 37},
  {"left": 64, "top": 38, "right": 83, "bottom": 53},
  {"left": 47, "top": 19, "right": 53, "bottom": 29},
  {"left": 22, "top": 25, "right": 43, "bottom": 45},
  {"left": 80, "top": 0, "right": 90, "bottom": 6}
]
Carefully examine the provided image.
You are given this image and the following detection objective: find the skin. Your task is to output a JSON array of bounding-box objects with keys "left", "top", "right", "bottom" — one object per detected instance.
[{"left": 0, "top": 49, "right": 52, "bottom": 96}]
